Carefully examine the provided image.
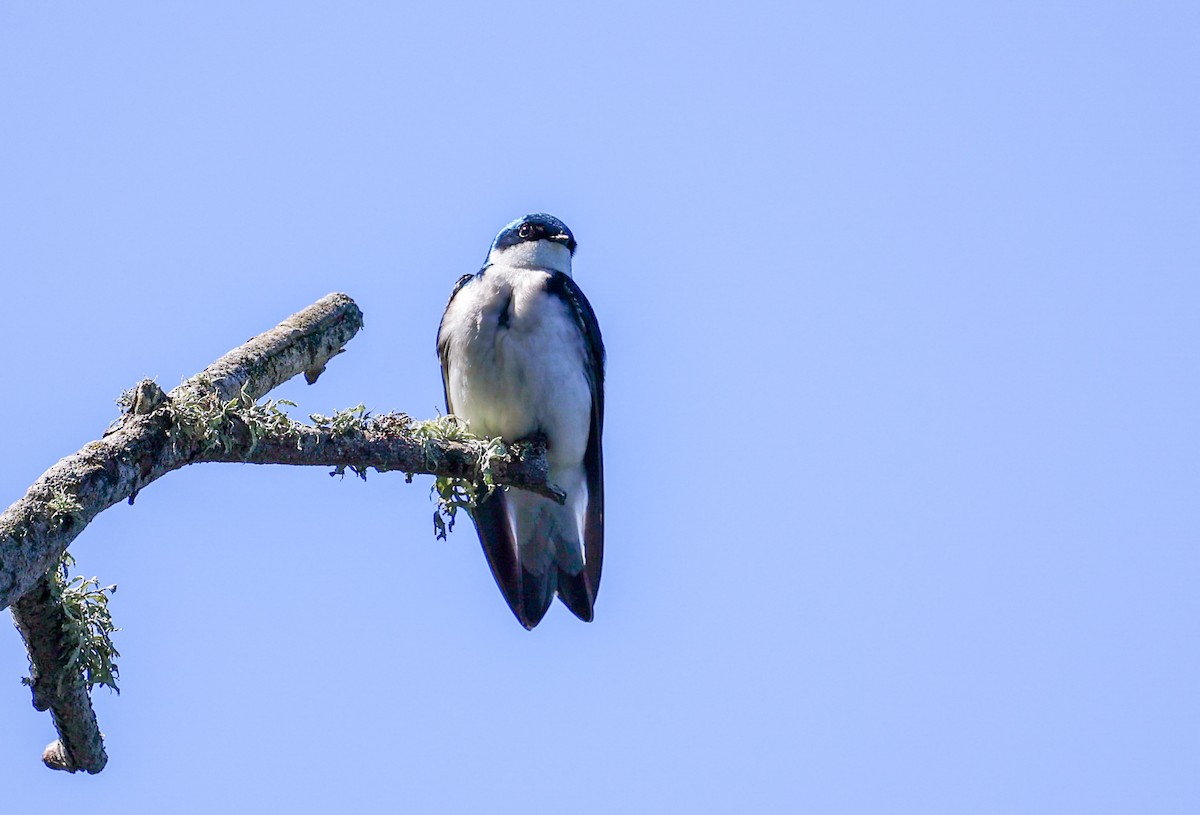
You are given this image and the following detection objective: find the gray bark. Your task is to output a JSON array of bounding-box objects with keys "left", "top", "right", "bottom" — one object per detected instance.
[
  {"left": 200, "top": 415, "right": 557, "bottom": 498},
  {"left": 11, "top": 575, "right": 107, "bottom": 773},
  {"left": 1, "top": 292, "right": 554, "bottom": 773},
  {"left": 0, "top": 291, "right": 365, "bottom": 611}
]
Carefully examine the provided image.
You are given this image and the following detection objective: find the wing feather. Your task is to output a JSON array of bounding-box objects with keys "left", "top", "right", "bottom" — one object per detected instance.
[{"left": 546, "top": 272, "right": 605, "bottom": 621}]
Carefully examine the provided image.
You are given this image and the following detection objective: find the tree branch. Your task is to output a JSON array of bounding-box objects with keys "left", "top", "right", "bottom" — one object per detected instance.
[
  {"left": 10, "top": 574, "right": 108, "bottom": 774},
  {"left": 1, "top": 291, "right": 365, "bottom": 611},
  {"left": 2, "top": 292, "right": 556, "bottom": 773},
  {"left": 198, "top": 412, "right": 558, "bottom": 499}
]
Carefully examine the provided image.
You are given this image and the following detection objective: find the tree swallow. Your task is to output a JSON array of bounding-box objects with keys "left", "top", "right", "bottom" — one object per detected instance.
[{"left": 437, "top": 213, "right": 605, "bottom": 629}]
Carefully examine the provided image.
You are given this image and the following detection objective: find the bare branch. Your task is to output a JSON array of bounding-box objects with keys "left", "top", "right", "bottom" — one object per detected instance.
[
  {"left": 0, "top": 292, "right": 364, "bottom": 611},
  {"left": 2, "top": 292, "right": 557, "bottom": 773}
]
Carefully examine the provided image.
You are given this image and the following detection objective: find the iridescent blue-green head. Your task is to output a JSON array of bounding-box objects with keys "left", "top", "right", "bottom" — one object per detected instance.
[
  {"left": 489, "top": 213, "right": 577, "bottom": 259},
  {"left": 484, "top": 213, "right": 577, "bottom": 275}
]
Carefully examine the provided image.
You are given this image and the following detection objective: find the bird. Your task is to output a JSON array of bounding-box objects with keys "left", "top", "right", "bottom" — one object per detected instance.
[{"left": 437, "top": 213, "right": 605, "bottom": 629}]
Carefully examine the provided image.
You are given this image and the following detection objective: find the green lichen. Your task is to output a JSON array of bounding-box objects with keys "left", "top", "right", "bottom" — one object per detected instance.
[
  {"left": 45, "top": 488, "right": 83, "bottom": 531},
  {"left": 166, "top": 386, "right": 300, "bottom": 457},
  {"left": 118, "top": 378, "right": 511, "bottom": 541},
  {"left": 409, "top": 415, "right": 506, "bottom": 540},
  {"left": 22, "top": 553, "right": 121, "bottom": 696},
  {"left": 310, "top": 403, "right": 371, "bottom": 437}
]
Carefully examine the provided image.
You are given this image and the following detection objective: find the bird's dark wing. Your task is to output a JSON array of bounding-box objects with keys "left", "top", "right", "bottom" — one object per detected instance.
[
  {"left": 545, "top": 272, "right": 606, "bottom": 622},
  {"left": 469, "top": 492, "right": 538, "bottom": 627},
  {"left": 436, "top": 273, "right": 477, "bottom": 414}
]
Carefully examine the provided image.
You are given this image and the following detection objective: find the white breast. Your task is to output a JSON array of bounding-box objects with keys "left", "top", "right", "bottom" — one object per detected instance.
[{"left": 440, "top": 263, "right": 593, "bottom": 470}]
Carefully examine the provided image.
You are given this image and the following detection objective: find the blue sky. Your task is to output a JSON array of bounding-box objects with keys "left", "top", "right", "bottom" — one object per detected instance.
[{"left": 1, "top": 2, "right": 1197, "bottom": 811}]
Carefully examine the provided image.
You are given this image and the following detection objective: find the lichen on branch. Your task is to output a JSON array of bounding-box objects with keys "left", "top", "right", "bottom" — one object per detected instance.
[
  {"left": 21, "top": 553, "right": 120, "bottom": 697},
  {"left": 1, "top": 292, "right": 562, "bottom": 774}
]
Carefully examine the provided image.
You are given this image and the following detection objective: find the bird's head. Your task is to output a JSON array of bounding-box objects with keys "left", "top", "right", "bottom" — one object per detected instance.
[{"left": 486, "top": 213, "right": 577, "bottom": 273}]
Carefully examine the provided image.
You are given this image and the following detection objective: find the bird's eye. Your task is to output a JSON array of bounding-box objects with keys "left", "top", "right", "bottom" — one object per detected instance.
[{"left": 517, "top": 224, "right": 534, "bottom": 239}]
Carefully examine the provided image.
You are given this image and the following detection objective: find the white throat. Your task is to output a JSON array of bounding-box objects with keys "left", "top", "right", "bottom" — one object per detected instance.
[{"left": 487, "top": 240, "right": 573, "bottom": 276}]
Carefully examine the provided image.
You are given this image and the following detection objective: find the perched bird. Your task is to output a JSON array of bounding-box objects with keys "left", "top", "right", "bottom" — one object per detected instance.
[{"left": 437, "top": 213, "right": 605, "bottom": 629}]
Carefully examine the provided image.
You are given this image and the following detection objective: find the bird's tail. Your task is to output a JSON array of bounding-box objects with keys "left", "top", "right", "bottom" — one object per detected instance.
[
  {"left": 507, "top": 478, "right": 594, "bottom": 624},
  {"left": 472, "top": 467, "right": 595, "bottom": 628}
]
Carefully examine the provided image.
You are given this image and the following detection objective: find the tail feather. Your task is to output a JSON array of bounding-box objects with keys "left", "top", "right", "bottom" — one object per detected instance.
[
  {"left": 470, "top": 489, "right": 566, "bottom": 629},
  {"left": 519, "top": 565, "right": 556, "bottom": 630},
  {"left": 471, "top": 475, "right": 596, "bottom": 629},
  {"left": 468, "top": 453, "right": 600, "bottom": 628},
  {"left": 470, "top": 491, "right": 528, "bottom": 625},
  {"left": 555, "top": 571, "right": 595, "bottom": 622}
]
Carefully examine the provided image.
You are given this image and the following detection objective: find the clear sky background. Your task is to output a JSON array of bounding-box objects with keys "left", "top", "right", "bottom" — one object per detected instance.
[{"left": 1, "top": 2, "right": 1196, "bottom": 812}]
